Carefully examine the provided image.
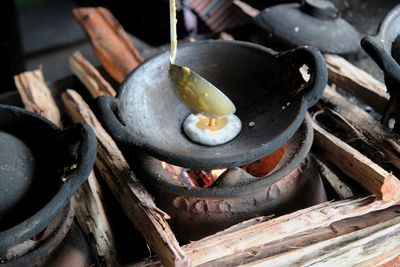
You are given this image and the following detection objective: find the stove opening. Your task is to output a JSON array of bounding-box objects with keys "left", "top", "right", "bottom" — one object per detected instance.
[{"left": 161, "top": 145, "right": 286, "bottom": 187}]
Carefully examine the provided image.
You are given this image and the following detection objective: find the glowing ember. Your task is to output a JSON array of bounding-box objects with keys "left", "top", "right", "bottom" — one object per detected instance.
[
  {"left": 211, "top": 169, "right": 227, "bottom": 178},
  {"left": 160, "top": 145, "right": 286, "bottom": 187},
  {"left": 160, "top": 162, "right": 226, "bottom": 188}
]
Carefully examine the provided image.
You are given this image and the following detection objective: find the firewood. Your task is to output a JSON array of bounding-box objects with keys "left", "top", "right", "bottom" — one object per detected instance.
[
  {"left": 312, "top": 120, "right": 400, "bottom": 201},
  {"left": 241, "top": 216, "right": 400, "bottom": 267},
  {"left": 313, "top": 156, "right": 355, "bottom": 199},
  {"left": 202, "top": 206, "right": 400, "bottom": 266},
  {"left": 324, "top": 54, "right": 389, "bottom": 114},
  {"left": 218, "top": 32, "right": 234, "bottom": 41},
  {"left": 62, "top": 89, "right": 190, "bottom": 267},
  {"left": 14, "top": 69, "right": 62, "bottom": 126},
  {"left": 319, "top": 86, "right": 400, "bottom": 171},
  {"left": 14, "top": 70, "right": 120, "bottom": 266},
  {"left": 73, "top": 7, "right": 143, "bottom": 83},
  {"left": 130, "top": 196, "right": 399, "bottom": 266},
  {"left": 362, "top": 249, "right": 400, "bottom": 267},
  {"left": 233, "top": 0, "right": 260, "bottom": 18},
  {"left": 69, "top": 51, "right": 116, "bottom": 98},
  {"left": 74, "top": 172, "right": 121, "bottom": 267}
]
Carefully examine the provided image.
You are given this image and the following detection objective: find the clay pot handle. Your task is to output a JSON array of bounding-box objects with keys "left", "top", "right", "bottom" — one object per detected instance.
[
  {"left": 361, "top": 36, "right": 400, "bottom": 90},
  {"left": 96, "top": 96, "right": 137, "bottom": 147},
  {"left": 285, "top": 46, "right": 328, "bottom": 108},
  {"left": 60, "top": 123, "right": 97, "bottom": 198}
]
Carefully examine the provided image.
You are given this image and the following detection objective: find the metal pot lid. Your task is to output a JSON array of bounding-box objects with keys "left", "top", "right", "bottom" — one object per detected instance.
[
  {"left": 0, "top": 131, "right": 35, "bottom": 220},
  {"left": 255, "top": 0, "right": 361, "bottom": 55}
]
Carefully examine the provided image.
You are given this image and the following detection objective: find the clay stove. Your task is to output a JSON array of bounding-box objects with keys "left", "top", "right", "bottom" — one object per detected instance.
[
  {"left": 97, "top": 40, "right": 328, "bottom": 243},
  {"left": 135, "top": 115, "right": 327, "bottom": 242}
]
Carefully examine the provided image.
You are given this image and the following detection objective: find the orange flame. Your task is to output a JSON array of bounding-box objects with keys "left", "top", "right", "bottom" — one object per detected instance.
[{"left": 210, "top": 169, "right": 227, "bottom": 179}]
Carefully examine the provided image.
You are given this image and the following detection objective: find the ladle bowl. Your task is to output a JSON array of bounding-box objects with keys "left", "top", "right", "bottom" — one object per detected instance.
[{"left": 97, "top": 40, "right": 327, "bottom": 169}]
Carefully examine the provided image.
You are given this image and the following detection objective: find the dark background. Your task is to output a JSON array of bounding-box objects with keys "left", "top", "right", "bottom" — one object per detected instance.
[{"left": 0, "top": 0, "right": 398, "bottom": 93}]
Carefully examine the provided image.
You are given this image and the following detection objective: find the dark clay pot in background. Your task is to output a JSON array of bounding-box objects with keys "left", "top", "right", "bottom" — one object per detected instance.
[
  {"left": 361, "top": 4, "right": 400, "bottom": 131},
  {"left": 0, "top": 104, "right": 97, "bottom": 253}
]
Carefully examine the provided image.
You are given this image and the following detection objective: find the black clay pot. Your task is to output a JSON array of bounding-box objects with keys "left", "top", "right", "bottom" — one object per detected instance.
[
  {"left": 0, "top": 104, "right": 96, "bottom": 252},
  {"left": 137, "top": 115, "right": 327, "bottom": 242},
  {"left": 361, "top": 4, "right": 400, "bottom": 131},
  {"left": 255, "top": 0, "right": 361, "bottom": 55},
  {"left": 97, "top": 40, "right": 327, "bottom": 169}
]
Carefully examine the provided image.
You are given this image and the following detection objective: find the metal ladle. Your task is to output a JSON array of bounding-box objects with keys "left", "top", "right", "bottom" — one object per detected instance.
[{"left": 168, "top": 0, "right": 236, "bottom": 117}]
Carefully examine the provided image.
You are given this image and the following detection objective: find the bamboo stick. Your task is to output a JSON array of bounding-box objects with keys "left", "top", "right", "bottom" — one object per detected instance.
[
  {"left": 324, "top": 54, "right": 389, "bottom": 114},
  {"left": 14, "top": 69, "right": 62, "bottom": 126},
  {"left": 62, "top": 89, "right": 190, "bottom": 267},
  {"left": 69, "top": 51, "right": 116, "bottom": 98},
  {"left": 14, "top": 70, "right": 120, "bottom": 266},
  {"left": 73, "top": 7, "right": 143, "bottom": 83}
]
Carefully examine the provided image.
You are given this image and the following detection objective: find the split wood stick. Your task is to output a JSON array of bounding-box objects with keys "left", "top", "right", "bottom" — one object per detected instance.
[
  {"left": 312, "top": 120, "right": 400, "bottom": 201},
  {"left": 362, "top": 248, "right": 400, "bottom": 267},
  {"left": 233, "top": 0, "right": 259, "bottom": 18},
  {"left": 202, "top": 206, "right": 400, "bottom": 266},
  {"left": 242, "top": 216, "right": 400, "bottom": 267},
  {"left": 325, "top": 54, "right": 389, "bottom": 114},
  {"left": 70, "top": 51, "right": 116, "bottom": 98},
  {"left": 74, "top": 172, "right": 121, "bottom": 267},
  {"left": 218, "top": 32, "right": 234, "bottom": 41},
  {"left": 62, "top": 89, "right": 190, "bottom": 267},
  {"left": 14, "top": 69, "right": 62, "bottom": 126},
  {"left": 14, "top": 70, "right": 119, "bottom": 266},
  {"left": 313, "top": 156, "right": 355, "bottom": 199},
  {"left": 320, "top": 86, "right": 400, "bottom": 171},
  {"left": 73, "top": 7, "right": 143, "bottom": 83},
  {"left": 130, "top": 196, "right": 398, "bottom": 266}
]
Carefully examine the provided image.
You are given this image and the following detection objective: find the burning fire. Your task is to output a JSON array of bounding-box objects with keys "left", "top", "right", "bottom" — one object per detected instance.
[
  {"left": 211, "top": 169, "right": 227, "bottom": 178},
  {"left": 160, "top": 145, "right": 286, "bottom": 187},
  {"left": 160, "top": 161, "right": 227, "bottom": 188}
]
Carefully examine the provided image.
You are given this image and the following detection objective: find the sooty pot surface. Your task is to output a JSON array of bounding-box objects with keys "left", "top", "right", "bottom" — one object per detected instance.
[
  {"left": 0, "top": 105, "right": 96, "bottom": 251},
  {"left": 97, "top": 40, "right": 327, "bottom": 169}
]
